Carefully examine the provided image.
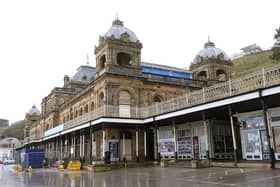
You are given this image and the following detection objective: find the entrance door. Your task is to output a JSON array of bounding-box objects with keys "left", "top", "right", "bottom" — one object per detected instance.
[
  {"left": 108, "top": 140, "right": 119, "bottom": 161},
  {"left": 146, "top": 129, "right": 155, "bottom": 160},
  {"left": 243, "top": 130, "right": 262, "bottom": 160}
]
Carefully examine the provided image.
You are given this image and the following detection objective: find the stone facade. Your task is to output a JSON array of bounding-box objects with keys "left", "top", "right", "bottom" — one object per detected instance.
[{"left": 24, "top": 18, "right": 233, "bottom": 163}]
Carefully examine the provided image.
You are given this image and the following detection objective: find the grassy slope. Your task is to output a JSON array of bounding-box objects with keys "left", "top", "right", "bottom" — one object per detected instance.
[
  {"left": 2, "top": 120, "right": 25, "bottom": 140},
  {"left": 232, "top": 50, "right": 275, "bottom": 77}
]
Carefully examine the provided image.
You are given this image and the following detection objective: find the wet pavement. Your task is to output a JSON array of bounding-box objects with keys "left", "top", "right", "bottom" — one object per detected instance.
[{"left": 1, "top": 164, "right": 280, "bottom": 187}]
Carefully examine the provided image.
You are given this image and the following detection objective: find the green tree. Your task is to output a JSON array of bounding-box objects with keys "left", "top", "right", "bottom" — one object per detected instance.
[
  {"left": 271, "top": 26, "right": 280, "bottom": 62},
  {"left": 2, "top": 120, "right": 25, "bottom": 140}
]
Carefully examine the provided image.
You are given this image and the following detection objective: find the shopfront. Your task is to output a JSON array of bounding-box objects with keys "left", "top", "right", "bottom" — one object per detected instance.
[
  {"left": 238, "top": 111, "right": 269, "bottom": 160},
  {"left": 158, "top": 127, "right": 175, "bottom": 159},
  {"left": 210, "top": 121, "right": 234, "bottom": 160},
  {"left": 176, "top": 122, "right": 207, "bottom": 160},
  {"left": 269, "top": 107, "right": 280, "bottom": 160}
]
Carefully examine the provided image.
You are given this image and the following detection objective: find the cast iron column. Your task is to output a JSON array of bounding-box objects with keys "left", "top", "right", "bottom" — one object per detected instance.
[
  {"left": 228, "top": 105, "right": 238, "bottom": 165},
  {"left": 202, "top": 111, "right": 210, "bottom": 159},
  {"left": 261, "top": 98, "right": 275, "bottom": 168}
]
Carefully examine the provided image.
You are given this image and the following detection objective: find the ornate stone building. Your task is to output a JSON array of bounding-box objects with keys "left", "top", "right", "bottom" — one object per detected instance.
[{"left": 23, "top": 18, "right": 234, "bottom": 164}]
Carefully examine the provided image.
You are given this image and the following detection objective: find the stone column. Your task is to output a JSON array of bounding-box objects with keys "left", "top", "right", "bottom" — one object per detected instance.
[{"left": 228, "top": 106, "right": 238, "bottom": 164}]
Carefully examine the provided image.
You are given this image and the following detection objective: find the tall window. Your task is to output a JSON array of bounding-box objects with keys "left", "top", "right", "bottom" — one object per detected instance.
[
  {"left": 153, "top": 95, "right": 162, "bottom": 114},
  {"left": 99, "top": 92, "right": 105, "bottom": 107},
  {"left": 84, "top": 104, "right": 89, "bottom": 113},
  {"left": 119, "top": 91, "right": 131, "bottom": 117}
]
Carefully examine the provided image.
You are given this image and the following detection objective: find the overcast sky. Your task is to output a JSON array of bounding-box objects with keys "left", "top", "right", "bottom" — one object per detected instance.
[{"left": 0, "top": 0, "right": 279, "bottom": 124}]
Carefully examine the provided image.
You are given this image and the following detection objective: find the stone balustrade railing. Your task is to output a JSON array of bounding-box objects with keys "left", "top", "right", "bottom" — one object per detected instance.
[{"left": 60, "top": 64, "right": 280, "bottom": 130}]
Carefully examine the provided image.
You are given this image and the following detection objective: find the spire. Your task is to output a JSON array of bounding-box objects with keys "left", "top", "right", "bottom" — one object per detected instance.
[
  {"left": 86, "top": 53, "right": 89, "bottom": 66},
  {"left": 112, "top": 13, "right": 124, "bottom": 26},
  {"left": 204, "top": 36, "right": 215, "bottom": 48}
]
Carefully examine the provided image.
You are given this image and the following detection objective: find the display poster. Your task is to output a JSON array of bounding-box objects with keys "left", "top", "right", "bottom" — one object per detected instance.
[
  {"left": 193, "top": 136, "right": 199, "bottom": 159},
  {"left": 159, "top": 138, "right": 175, "bottom": 153},
  {"left": 273, "top": 127, "right": 280, "bottom": 153},
  {"left": 177, "top": 137, "right": 192, "bottom": 155},
  {"left": 241, "top": 116, "right": 264, "bottom": 129}
]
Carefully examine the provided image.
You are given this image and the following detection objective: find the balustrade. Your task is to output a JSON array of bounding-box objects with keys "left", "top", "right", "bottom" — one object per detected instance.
[{"left": 55, "top": 64, "right": 280, "bottom": 131}]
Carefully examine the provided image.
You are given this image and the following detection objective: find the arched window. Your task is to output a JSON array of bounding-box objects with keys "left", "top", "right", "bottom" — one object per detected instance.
[
  {"left": 84, "top": 104, "right": 89, "bottom": 113},
  {"left": 197, "top": 71, "right": 207, "bottom": 81},
  {"left": 74, "top": 110, "right": 78, "bottom": 118},
  {"left": 153, "top": 96, "right": 162, "bottom": 103},
  {"left": 153, "top": 95, "right": 162, "bottom": 114},
  {"left": 119, "top": 90, "right": 131, "bottom": 117},
  {"left": 216, "top": 69, "right": 226, "bottom": 81},
  {"left": 70, "top": 108, "right": 73, "bottom": 120},
  {"left": 117, "top": 52, "right": 132, "bottom": 66},
  {"left": 90, "top": 101, "right": 94, "bottom": 110},
  {"left": 79, "top": 108, "right": 83, "bottom": 116},
  {"left": 100, "top": 55, "right": 106, "bottom": 69},
  {"left": 98, "top": 92, "right": 105, "bottom": 107}
]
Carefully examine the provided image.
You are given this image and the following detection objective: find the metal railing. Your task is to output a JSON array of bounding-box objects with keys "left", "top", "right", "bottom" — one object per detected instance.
[{"left": 56, "top": 64, "right": 280, "bottom": 132}]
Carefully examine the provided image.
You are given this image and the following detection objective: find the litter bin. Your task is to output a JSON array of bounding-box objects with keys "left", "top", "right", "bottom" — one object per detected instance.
[{"left": 104, "top": 151, "right": 111, "bottom": 164}]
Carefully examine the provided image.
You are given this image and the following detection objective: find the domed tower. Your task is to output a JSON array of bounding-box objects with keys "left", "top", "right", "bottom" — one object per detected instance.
[
  {"left": 190, "top": 39, "right": 232, "bottom": 85},
  {"left": 24, "top": 105, "right": 41, "bottom": 140},
  {"left": 94, "top": 17, "right": 143, "bottom": 78}
]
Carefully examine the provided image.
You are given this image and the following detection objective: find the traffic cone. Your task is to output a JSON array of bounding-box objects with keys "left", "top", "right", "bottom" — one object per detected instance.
[
  {"left": 27, "top": 165, "right": 32, "bottom": 172},
  {"left": 59, "top": 164, "right": 64, "bottom": 171},
  {"left": 17, "top": 165, "right": 22, "bottom": 172}
]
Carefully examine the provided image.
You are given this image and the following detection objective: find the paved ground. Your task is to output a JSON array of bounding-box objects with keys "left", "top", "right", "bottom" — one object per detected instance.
[{"left": 1, "top": 164, "right": 280, "bottom": 187}]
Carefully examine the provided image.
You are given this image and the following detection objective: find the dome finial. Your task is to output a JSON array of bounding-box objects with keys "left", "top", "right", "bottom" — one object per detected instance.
[
  {"left": 204, "top": 36, "right": 215, "bottom": 48},
  {"left": 112, "top": 13, "right": 123, "bottom": 26},
  {"left": 86, "top": 53, "right": 89, "bottom": 65}
]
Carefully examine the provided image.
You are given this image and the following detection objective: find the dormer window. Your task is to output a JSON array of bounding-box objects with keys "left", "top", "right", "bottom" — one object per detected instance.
[{"left": 82, "top": 75, "right": 87, "bottom": 81}]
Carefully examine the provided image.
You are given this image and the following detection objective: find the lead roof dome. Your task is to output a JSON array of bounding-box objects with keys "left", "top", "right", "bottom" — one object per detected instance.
[
  {"left": 27, "top": 105, "right": 40, "bottom": 116},
  {"left": 104, "top": 18, "right": 139, "bottom": 43},
  {"left": 192, "top": 41, "right": 230, "bottom": 65}
]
